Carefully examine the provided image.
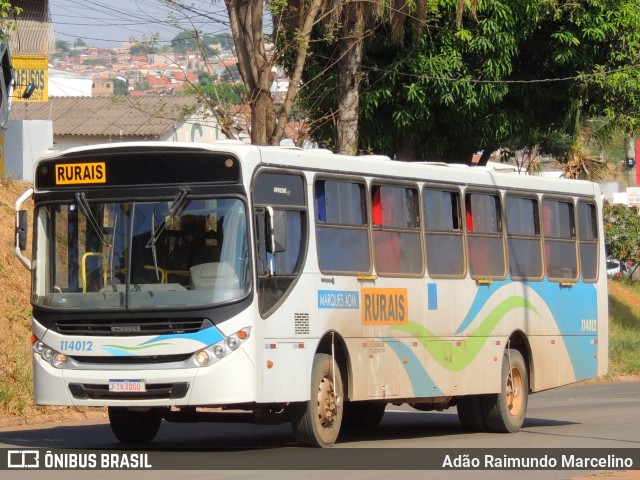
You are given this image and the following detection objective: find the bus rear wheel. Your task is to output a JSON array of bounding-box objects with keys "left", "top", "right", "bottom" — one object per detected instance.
[
  {"left": 457, "top": 395, "right": 487, "bottom": 432},
  {"left": 290, "top": 353, "right": 344, "bottom": 447},
  {"left": 108, "top": 407, "right": 162, "bottom": 444},
  {"left": 484, "top": 349, "right": 529, "bottom": 433}
]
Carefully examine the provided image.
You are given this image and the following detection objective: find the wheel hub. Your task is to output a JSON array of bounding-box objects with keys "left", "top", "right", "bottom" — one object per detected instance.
[{"left": 317, "top": 374, "right": 337, "bottom": 427}]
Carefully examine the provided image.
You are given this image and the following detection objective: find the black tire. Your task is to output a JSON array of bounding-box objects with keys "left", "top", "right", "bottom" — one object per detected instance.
[
  {"left": 483, "top": 349, "right": 529, "bottom": 433},
  {"left": 290, "top": 353, "right": 344, "bottom": 447},
  {"left": 342, "top": 401, "right": 386, "bottom": 429},
  {"left": 108, "top": 407, "right": 162, "bottom": 444},
  {"left": 456, "top": 395, "right": 487, "bottom": 432}
]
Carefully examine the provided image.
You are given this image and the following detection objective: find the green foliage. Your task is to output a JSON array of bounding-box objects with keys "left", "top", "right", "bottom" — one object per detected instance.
[
  {"left": 185, "top": 80, "right": 246, "bottom": 105},
  {"left": 81, "top": 58, "right": 105, "bottom": 66},
  {"left": 55, "top": 40, "right": 70, "bottom": 52},
  {"left": 112, "top": 78, "right": 128, "bottom": 96},
  {"left": 133, "top": 33, "right": 160, "bottom": 55},
  {"left": 288, "top": 0, "right": 640, "bottom": 161},
  {"left": 171, "top": 30, "right": 218, "bottom": 55},
  {"left": 603, "top": 202, "right": 640, "bottom": 264},
  {"left": 0, "top": 0, "right": 21, "bottom": 42},
  {"left": 73, "top": 38, "right": 86, "bottom": 48},
  {"left": 211, "top": 33, "right": 234, "bottom": 51}
]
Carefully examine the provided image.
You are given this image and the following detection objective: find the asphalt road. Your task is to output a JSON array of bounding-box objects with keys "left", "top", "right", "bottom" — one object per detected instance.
[{"left": 0, "top": 380, "right": 638, "bottom": 480}]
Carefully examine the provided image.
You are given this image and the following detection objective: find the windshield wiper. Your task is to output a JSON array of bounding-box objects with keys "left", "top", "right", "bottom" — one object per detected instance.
[
  {"left": 145, "top": 188, "right": 190, "bottom": 281},
  {"left": 75, "top": 192, "right": 111, "bottom": 248}
]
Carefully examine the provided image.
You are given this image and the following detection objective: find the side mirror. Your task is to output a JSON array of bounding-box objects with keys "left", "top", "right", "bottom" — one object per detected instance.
[
  {"left": 16, "top": 210, "right": 28, "bottom": 250},
  {"left": 15, "top": 188, "right": 33, "bottom": 270}
]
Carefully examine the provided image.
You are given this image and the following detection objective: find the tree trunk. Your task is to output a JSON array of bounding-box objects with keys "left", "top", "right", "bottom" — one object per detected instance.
[
  {"left": 395, "top": 135, "right": 419, "bottom": 161},
  {"left": 252, "top": 87, "right": 276, "bottom": 145},
  {"left": 337, "top": 6, "right": 364, "bottom": 156}
]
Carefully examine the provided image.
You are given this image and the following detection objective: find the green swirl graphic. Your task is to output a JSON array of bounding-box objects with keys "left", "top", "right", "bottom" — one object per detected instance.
[
  {"left": 103, "top": 342, "right": 173, "bottom": 351},
  {"left": 392, "top": 296, "right": 539, "bottom": 371}
]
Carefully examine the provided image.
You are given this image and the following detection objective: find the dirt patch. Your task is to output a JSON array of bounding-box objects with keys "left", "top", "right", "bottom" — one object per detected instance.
[{"left": 608, "top": 281, "right": 640, "bottom": 310}]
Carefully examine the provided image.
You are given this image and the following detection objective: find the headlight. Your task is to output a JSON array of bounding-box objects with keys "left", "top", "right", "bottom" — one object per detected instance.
[
  {"left": 53, "top": 353, "right": 68, "bottom": 368},
  {"left": 32, "top": 340, "right": 67, "bottom": 369},
  {"left": 193, "top": 327, "right": 251, "bottom": 367}
]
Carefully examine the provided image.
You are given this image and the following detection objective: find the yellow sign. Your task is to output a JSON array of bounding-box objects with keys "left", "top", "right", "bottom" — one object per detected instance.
[
  {"left": 362, "top": 288, "right": 408, "bottom": 325},
  {"left": 55, "top": 163, "right": 107, "bottom": 185},
  {"left": 13, "top": 55, "right": 48, "bottom": 102}
]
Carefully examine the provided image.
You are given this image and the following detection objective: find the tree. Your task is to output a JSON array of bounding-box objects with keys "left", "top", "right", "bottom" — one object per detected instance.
[
  {"left": 73, "top": 38, "right": 86, "bottom": 48},
  {"left": 295, "top": 0, "right": 640, "bottom": 168},
  {"left": 212, "top": 32, "right": 234, "bottom": 50},
  {"left": 55, "top": 40, "right": 70, "bottom": 52},
  {"left": 604, "top": 203, "right": 640, "bottom": 271},
  {"left": 171, "top": 30, "right": 217, "bottom": 53},
  {"left": 164, "top": 1, "right": 323, "bottom": 145},
  {"left": 185, "top": 81, "right": 245, "bottom": 105},
  {"left": 222, "top": 0, "right": 323, "bottom": 145},
  {"left": 0, "top": 0, "right": 21, "bottom": 42},
  {"left": 277, "top": 0, "right": 474, "bottom": 155},
  {"left": 112, "top": 78, "right": 128, "bottom": 96}
]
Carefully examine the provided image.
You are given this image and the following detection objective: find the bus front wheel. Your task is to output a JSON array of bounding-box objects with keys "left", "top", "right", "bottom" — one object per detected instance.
[
  {"left": 484, "top": 349, "right": 529, "bottom": 433},
  {"left": 290, "top": 353, "right": 344, "bottom": 447},
  {"left": 108, "top": 406, "right": 162, "bottom": 444}
]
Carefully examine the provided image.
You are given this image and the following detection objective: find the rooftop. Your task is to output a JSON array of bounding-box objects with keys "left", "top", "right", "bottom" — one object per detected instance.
[{"left": 9, "top": 96, "right": 203, "bottom": 137}]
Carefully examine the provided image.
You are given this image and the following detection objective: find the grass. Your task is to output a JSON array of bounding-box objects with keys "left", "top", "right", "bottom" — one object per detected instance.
[{"left": 607, "top": 279, "right": 640, "bottom": 376}]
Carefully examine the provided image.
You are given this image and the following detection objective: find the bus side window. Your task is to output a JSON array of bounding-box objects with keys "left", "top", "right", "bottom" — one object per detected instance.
[
  {"left": 253, "top": 171, "right": 308, "bottom": 316},
  {"left": 578, "top": 201, "right": 598, "bottom": 281},
  {"left": 372, "top": 184, "right": 422, "bottom": 275},
  {"left": 315, "top": 179, "right": 370, "bottom": 274},
  {"left": 466, "top": 192, "right": 505, "bottom": 278},
  {"left": 543, "top": 198, "right": 578, "bottom": 281},
  {"left": 505, "top": 196, "right": 543, "bottom": 280},
  {"left": 424, "top": 188, "right": 465, "bottom": 277}
]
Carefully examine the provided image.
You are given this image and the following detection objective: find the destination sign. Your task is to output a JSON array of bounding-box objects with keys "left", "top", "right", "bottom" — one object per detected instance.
[
  {"left": 55, "top": 162, "right": 106, "bottom": 185},
  {"left": 35, "top": 147, "right": 241, "bottom": 190}
]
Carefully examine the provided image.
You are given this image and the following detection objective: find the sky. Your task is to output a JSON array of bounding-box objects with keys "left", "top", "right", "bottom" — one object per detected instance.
[{"left": 49, "top": 0, "right": 232, "bottom": 48}]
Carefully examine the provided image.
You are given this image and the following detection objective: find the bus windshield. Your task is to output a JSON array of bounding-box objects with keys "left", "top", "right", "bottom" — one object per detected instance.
[{"left": 33, "top": 196, "right": 250, "bottom": 310}]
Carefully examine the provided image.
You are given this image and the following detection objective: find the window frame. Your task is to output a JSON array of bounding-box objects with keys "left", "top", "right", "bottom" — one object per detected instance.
[
  {"left": 313, "top": 174, "right": 372, "bottom": 275},
  {"left": 422, "top": 184, "right": 466, "bottom": 278},
  {"left": 504, "top": 193, "right": 544, "bottom": 281},
  {"left": 370, "top": 180, "right": 424, "bottom": 277},
  {"left": 252, "top": 168, "right": 309, "bottom": 318},
  {"left": 464, "top": 189, "right": 507, "bottom": 280},
  {"left": 577, "top": 200, "right": 599, "bottom": 283},
  {"left": 542, "top": 196, "right": 579, "bottom": 283}
]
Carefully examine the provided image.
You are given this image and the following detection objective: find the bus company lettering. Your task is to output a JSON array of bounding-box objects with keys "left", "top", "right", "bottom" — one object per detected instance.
[
  {"left": 55, "top": 162, "right": 106, "bottom": 185},
  {"left": 362, "top": 288, "right": 408, "bottom": 325},
  {"left": 318, "top": 290, "right": 359, "bottom": 309}
]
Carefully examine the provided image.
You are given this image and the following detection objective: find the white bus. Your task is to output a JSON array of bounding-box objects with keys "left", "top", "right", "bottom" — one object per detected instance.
[{"left": 15, "top": 142, "right": 608, "bottom": 447}]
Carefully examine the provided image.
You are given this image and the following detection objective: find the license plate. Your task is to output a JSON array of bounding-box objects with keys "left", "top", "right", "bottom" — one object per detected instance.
[{"left": 108, "top": 379, "right": 146, "bottom": 392}]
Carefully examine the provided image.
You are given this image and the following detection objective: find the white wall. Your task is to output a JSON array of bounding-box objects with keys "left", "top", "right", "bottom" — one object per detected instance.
[
  {"left": 4, "top": 120, "right": 53, "bottom": 181},
  {"left": 48, "top": 70, "right": 93, "bottom": 97}
]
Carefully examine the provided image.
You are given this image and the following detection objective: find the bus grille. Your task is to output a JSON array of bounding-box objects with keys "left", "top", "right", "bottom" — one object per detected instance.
[
  {"left": 52, "top": 318, "right": 212, "bottom": 336},
  {"left": 68, "top": 382, "right": 190, "bottom": 400},
  {"left": 68, "top": 354, "right": 192, "bottom": 365}
]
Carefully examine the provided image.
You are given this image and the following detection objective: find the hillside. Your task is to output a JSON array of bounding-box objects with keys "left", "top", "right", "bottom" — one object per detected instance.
[{"left": 0, "top": 180, "right": 34, "bottom": 415}]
